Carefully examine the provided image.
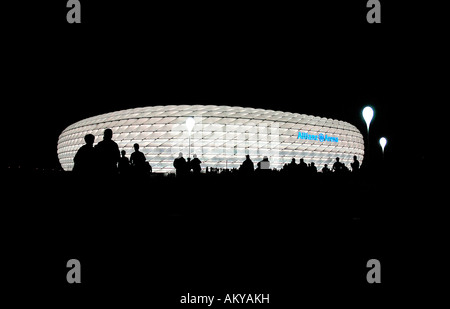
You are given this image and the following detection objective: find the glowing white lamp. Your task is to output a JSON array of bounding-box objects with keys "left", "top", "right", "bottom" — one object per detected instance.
[
  {"left": 379, "top": 137, "right": 387, "bottom": 154},
  {"left": 186, "top": 117, "right": 195, "bottom": 135},
  {"left": 186, "top": 117, "right": 195, "bottom": 158},
  {"left": 362, "top": 106, "right": 374, "bottom": 133}
]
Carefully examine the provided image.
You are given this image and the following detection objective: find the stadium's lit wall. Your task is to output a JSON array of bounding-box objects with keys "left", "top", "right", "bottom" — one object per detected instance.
[{"left": 57, "top": 105, "right": 365, "bottom": 173}]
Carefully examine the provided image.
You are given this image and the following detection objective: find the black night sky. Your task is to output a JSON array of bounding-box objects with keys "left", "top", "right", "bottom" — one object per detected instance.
[{"left": 3, "top": 1, "right": 439, "bottom": 169}]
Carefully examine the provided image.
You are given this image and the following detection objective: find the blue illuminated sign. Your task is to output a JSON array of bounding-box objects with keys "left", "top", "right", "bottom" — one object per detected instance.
[{"left": 298, "top": 132, "right": 338, "bottom": 142}]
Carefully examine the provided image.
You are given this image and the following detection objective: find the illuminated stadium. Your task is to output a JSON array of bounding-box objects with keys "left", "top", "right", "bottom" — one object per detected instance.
[{"left": 57, "top": 105, "right": 365, "bottom": 173}]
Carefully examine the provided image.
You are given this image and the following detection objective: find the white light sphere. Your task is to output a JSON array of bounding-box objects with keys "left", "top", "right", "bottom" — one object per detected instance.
[
  {"left": 186, "top": 117, "right": 195, "bottom": 134},
  {"left": 362, "top": 106, "right": 374, "bottom": 132},
  {"left": 379, "top": 137, "right": 387, "bottom": 152}
]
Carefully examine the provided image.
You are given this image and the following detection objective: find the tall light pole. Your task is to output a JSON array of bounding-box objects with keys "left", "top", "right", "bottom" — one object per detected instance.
[
  {"left": 379, "top": 137, "right": 387, "bottom": 160},
  {"left": 186, "top": 117, "right": 195, "bottom": 159},
  {"left": 362, "top": 106, "right": 374, "bottom": 165}
]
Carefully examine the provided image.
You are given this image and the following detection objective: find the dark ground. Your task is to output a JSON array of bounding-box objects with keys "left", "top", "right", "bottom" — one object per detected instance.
[{"left": 1, "top": 166, "right": 441, "bottom": 307}]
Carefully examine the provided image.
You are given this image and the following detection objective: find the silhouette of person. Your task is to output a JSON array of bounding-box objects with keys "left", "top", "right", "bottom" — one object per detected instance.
[
  {"left": 342, "top": 163, "right": 349, "bottom": 173},
  {"left": 94, "top": 129, "right": 120, "bottom": 175},
  {"left": 145, "top": 161, "right": 152, "bottom": 174},
  {"left": 257, "top": 156, "right": 270, "bottom": 170},
  {"left": 130, "top": 143, "right": 147, "bottom": 175},
  {"left": 73, "top": 134, "right": 96, "bottom": 175},
  {"left": 289, "top": 158, "right": 296, "bottom": 166},
  {"left": 350, "top": 155, "right": 360, "bottom": 173},
  {"left": 240, "top": 155, "right": 254, "bottom": 174},
  {"left": 286, "top": 158, "right": 297, "bottom": 175},
  {"left": 191, "top": 154, "right": 202, "bottom": 174},
  {"left": 118, "top": 150, "right": 130, "bottom": 175},
  {"left": 173, "top": 152, "right": 187, "bottom": 176},
  {"left": 186, "top": 158, "right": 192, "bottom": 173},
  {"left": 298, "top": 158, "right": 308, "bottom": 174},
  {"left": 322, "top": 164, "right": 331, "bottom": 174},
  {"left": 309, "top": 162, "right": 317, "bottom": 174},
  {"left": 332, "top": 157, "right": 343, "bottom": 173}
]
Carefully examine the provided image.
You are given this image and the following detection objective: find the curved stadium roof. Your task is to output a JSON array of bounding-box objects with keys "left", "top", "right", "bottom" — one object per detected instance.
[{"left": 57, "top": 105, "right": 365, "bottom": 173}]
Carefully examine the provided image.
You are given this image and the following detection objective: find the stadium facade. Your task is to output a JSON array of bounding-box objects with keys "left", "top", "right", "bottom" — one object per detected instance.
[{"left": 57, "top": 105, "right": 365, "bottom": 173}]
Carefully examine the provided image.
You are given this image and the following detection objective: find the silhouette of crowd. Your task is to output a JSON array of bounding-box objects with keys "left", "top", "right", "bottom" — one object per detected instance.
[
  {"left": 73, "top": 129, "right": 361, "bottom": 179},
  {"left": 73, "top": 129, "right": 152, "bottom": 177},
  {"left": 202, "top": 154, "right": 361, "bottom": 178}
]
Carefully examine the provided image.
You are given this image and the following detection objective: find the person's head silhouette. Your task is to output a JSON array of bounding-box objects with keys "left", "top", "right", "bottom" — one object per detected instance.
[
  {"left": 134, "top": 143, "right": 140, "bottom": 151},
  {"left": 353, "top": 155, "right": 358, "bottom": 161},
  {"left": 121, "top": 150, "right": 126, "bottom": 157},
  {"left": 84, "top": 134, "right": 95, "bottom": 146},
  {"left": 336, "top": 157, "right": 340, "bottom": 162},
  {"left": 103, "top": 129, "right": 113, "bottom": 140},
  {"left": 179, "top": 152, "right": 183, "bottom": 158},
  {"left": 246, "top": 155, "right": 250, "bottom": 160}
]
